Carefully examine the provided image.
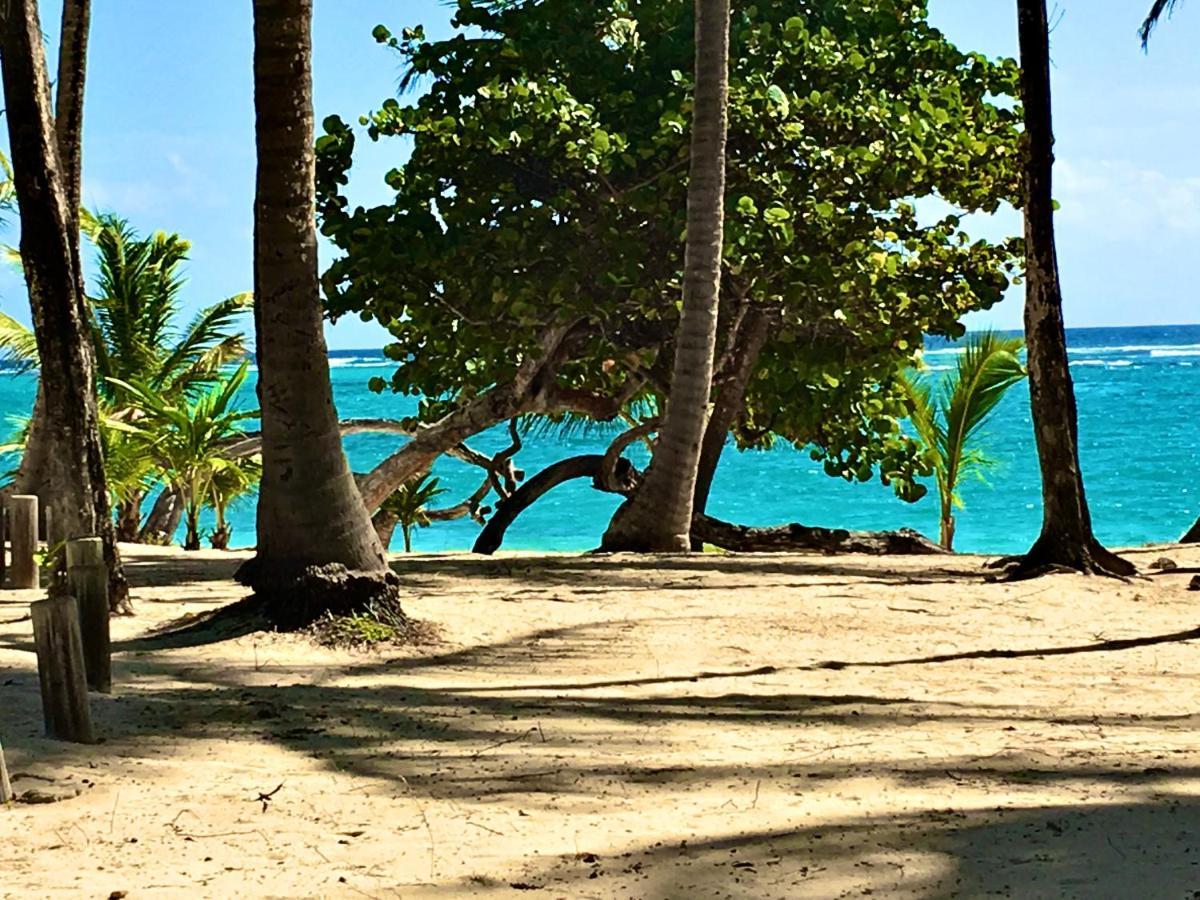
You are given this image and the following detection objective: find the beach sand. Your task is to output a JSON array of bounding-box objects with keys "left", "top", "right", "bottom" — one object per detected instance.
[{"left": 2, "top": 542, "right": 1200, "bottom": 898}]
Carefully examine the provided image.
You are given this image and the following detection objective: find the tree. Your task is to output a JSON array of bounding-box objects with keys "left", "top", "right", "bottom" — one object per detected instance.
[
  {"left": 1, "top": 212, "right": 252, "bottom": 539},
  {"left": 378, "top": 474, "right": 448, "bottom": 552},
  {"left": 598, "top": 0, "right": 730, "bottom": 552},
  {"left": 0, "top": 0, "right": 129, "bottom": 610},
  {"left": 318, "top": 2, "right": 1022, "bottom": 529},
  {"left": 112, "top": 363, "right": 259, "bottom": 551},
  {"left": 239, "top": 0, "right": 401, "bottom": 626},
  {"left": 1009, "top": 0, "right": 1134, "bottom": 576},
  {"left": 14, "top": 0, "right": 88, "bottom": 507},
  {"left": 903, "top": 332, "right": 1027, "bottom": 550}
]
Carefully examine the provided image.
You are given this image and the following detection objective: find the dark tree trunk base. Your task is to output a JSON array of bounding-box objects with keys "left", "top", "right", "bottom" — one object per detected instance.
[
  {"left": 692, "top": 517, "right": 946, "bottom": 555},
  {"left": 234, "top": 558, "right": 404, "bottom": 632},
  {"left": 989, "top": 533, "right": 1138, "bottom": 581}
]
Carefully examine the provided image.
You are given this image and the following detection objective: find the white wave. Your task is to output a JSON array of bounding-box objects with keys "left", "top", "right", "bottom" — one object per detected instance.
[
  {"left": 1070, "top": 359, "right": 1135, "bottom": 367},
  {"left": 1150, "top": 348, "right": 1200, "bottom": 357},
  {"left": 329, "top": 357, "right": 388, "bottom": 368}
]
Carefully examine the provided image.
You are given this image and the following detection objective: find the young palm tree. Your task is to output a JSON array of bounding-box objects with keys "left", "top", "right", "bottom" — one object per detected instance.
[
  {"left": 112, "top": 363, "right": 259, "bottom": 551},
  {"left": 0, "top": 213, "right": 252, "bottom": 537},
  {"left": 1012, "top": 0, "right": 1134, "bottom": 576},
  {"left": 242, "top": 0, "right": 398, "bottom": 624},
  {"left": 377, "top": 474, "right": 448, "bottom": 553},
  {"left": 601, "top": 0, "right": 731, "bottom": 552},
  {"left": 904, "top": 333, "right": 1027, "bottom": 551}
]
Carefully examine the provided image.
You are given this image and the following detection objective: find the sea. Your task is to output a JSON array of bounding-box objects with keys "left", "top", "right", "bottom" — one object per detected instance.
[{"left": 1, "top": 324, "right": 1196, "bottom": 555}]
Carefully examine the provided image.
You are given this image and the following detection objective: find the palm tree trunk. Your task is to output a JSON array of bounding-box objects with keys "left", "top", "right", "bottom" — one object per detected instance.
[
  {"left": 14, "top": 0, "right": 91, "bottom": 525},
  {"left": 0, "top": 0, "right": 129, "bottom": 611},
  {"left": 1011, "top": 0, "right": 1133, "bottom": 576},
  {"left": 601, "top": 0, "right": 731, "bottom": 552},
  {"left": 239, "top": 0, "right": 399, "bottom": 625}
]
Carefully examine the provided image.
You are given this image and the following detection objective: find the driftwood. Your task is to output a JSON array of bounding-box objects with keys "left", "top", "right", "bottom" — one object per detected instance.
[{"left": 472, "top": 453, "right": 944, "bottom": 556}]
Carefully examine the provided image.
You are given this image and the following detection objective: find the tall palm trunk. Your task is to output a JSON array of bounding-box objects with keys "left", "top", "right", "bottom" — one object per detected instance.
[
  {"left": 15, "top": 0, "right": 88, "bottom": 508},
  {"left": 1, "top": 0, "right": 128, "bottom": 610},
  {"left": 1011, "top": 0, "right": 1133, "bottom": 576},
  {"left": 239, "top": 0, "right": 399, "bottom": 625},
  {"left": 601, "top": 0, "right": 731, "bottom": 552}
]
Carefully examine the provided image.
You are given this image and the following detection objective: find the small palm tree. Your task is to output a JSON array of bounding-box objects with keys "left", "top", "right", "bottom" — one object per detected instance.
[
  {"left": 207, "top": 455, "right": 262, "bottom": 550},
  {"left": 380, "top": 474, "right": 448, "bottom": 553},
  {"left": 112, "top": 362, "right": 260, "bottom": 551},
  {"left": 903, "top": 332, "right": 1027, "bottom": 551},
  {"left": 0, "top": 212, "right": 252, "bottom": 536}
]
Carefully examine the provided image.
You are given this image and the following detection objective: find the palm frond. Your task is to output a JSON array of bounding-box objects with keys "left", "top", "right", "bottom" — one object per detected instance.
[
  {"left": 1142, "top": 0, "right": 1184, "bottom": 46},
  {"left": 158, "top": 293, "right": 253, "bottom": 392},
  {"left": 0, "top": 311, "right": 39, "bottom": 373}
]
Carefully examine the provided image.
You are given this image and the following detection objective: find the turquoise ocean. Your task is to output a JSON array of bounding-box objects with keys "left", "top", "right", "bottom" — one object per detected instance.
[{"left": 1, "top": 324, "right": 1196, "bottom": 555}]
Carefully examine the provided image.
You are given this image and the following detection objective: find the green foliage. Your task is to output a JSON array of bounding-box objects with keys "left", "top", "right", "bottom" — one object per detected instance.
[
  {"left": 380, "top": 473, "right": 448, "bottom": 552},
  {"left": 902, "top": 331, "right": 1027, "bottom": 550},
  {"left": 318, "top": 0, "right": 1023, "bottom": 502},
  {"left": 110, "top": 362, "right": 260, "bottom": 551}
]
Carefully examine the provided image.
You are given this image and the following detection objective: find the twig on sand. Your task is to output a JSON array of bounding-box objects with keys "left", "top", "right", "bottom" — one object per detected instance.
[
  {"left": 252, "top": 782, "right": 284, "bottom": 812},
  {"left": 396, "top": 774, "right": 437, "bottom": 880},
  {"left": 109, "top": 790, "right": 120, "bottom": 834},
  {"left": 472, "top": 728, "right": 535, "bottom": 758},
  {"left": 467, "top": 820, "right": 504, "bottom": 835}
]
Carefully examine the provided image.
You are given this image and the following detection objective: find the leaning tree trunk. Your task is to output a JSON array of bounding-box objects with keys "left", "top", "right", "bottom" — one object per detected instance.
[
  {"left": 693, "top": 307, "right": 770, "bottom": 518},
  {"left": 1009, "top": 0, "right": 1133, "bottom": 577},
  {"left": 1, "top": 0, "right": 128, "bottom": 612},
  {"left": 14, "top": 0, "right": 91, "bottom": 526},
  {"left": 237, "top": 0, "right": 399, "bottom": 627},
  {"left": 602, "top": 0, "right": 731, "bottom": 552}
]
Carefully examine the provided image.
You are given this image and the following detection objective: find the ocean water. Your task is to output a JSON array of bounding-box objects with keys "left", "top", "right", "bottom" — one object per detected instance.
[{"left": 1, "top": 324, "right": 1197, "bottom": 554}]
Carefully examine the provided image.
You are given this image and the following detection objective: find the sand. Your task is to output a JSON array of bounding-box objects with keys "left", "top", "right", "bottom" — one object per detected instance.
[{"left": 2, "top": 542, "right": 1200, "bottom": 898}]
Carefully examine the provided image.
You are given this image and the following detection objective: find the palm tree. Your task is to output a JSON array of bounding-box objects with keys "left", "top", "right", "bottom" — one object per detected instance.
[
  {"left": 0, "top": 0, "right": 128, "bottom": 610},
  {"left": 0, "top": 213, "right": 252, "bottom": 538},
  {"left": 1011, "top": 0, "right": 1135, "bottom": 576},
  {"left": 903, "top": 333, "right": 1027, "bottom": 551},
  {"left": 241, "top": 0, "right": 399, "bottom": 624},
  {"left": 377, "top": 474, "right": 448, "bottom": 553},
  {"left": 1142, "top": 1, "right": 1185, "bottom": 45},
  {"left": 601, "top": 0, "right": 731, "bottom": 552},
  {"left": 112, "top": 363, "right": 259, "bottom": 551}
]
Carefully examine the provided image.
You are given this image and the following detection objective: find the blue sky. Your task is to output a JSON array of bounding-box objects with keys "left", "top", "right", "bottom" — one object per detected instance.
[{"left": 0, "top": 1, "right": 1196, "bottom": 349}]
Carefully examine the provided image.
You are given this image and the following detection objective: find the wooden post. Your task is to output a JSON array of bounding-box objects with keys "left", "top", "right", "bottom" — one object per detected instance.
[
  {"left": 0, "top": 740, "right": 11, "bottom": 803},
  {"left": 0, "top": 500, "right": 7, "bottom": 586},
  {"left": 67, "top": 537, "right": 110, "bottom": 693},
  {"left": 31, "top": 595, "right": 96, "bottom": 743},
  {"left": 9, "top": 495, "right": 38, "bottom": 589}
]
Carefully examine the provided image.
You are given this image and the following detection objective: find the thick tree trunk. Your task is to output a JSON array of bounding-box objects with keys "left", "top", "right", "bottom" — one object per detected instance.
[
  {"left": 1011, "top": 0, "right": 1133, "bottom": 577},
  {"left": 238, "top": 0, "right": 399, "bottom": 625},
  {"left": 0, "top": 0, "right": 128, "bottom": 612},
  {"left": 693, "top": 307, "right": 770, "bottom": 517},
  {"left": 1180, "top": 517, "right": 1200, "bottom": 544},
  {"left": 602, "top": 0, "right": 731, "bottom": 552},
  {"left": 114, "top": 490, "right": 144, "bottom": 542},
  {"left": 139, "top": 486, "right": 182, "bottom": 544},
  {"left": 16, "top": 0, "right": 89, "bottom": 515}
]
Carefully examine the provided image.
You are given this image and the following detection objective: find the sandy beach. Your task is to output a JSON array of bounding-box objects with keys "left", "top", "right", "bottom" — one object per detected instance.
[{"left": 2, "top": 544, "right": 1199, "bottom": 897}]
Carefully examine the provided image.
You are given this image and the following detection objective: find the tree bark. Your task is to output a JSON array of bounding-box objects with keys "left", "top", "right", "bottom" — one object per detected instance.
[
  {"left": 1181, "top": 517, "right": 1200, "bottom": 544},
  {"left": 693, "top": 306, "right": 770, "bottom": 517},
  {"left": 15, "top": 0, "right": 89, "bottom": 511},
  {"left": 602, "top": 0, "right": 731, "bottom": 552},
  {"left": 239, "top": 0, "right": 399, "bottom": 624},
  {"left": 1011, "top": 0, "right": 1133, "bottom": 577},
  {"left": 0, "top": 0, "right": 128, "bottom": 611},
  {"left": 139, "top": 486, "right": 183, "bottom": 544}
]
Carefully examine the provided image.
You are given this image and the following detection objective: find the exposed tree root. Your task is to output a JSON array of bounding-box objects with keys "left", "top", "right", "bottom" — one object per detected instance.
[
  {"left": 234, "top": 558, "right": 405, "bottom": 632},
  {"left": 988, "top": 534, "right": 1138, "bottom": 581}
]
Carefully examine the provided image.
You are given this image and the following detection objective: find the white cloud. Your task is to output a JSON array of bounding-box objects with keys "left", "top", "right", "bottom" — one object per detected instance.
[{"left": 1056, "top": 158, "right": 1200, "bottom": 236}]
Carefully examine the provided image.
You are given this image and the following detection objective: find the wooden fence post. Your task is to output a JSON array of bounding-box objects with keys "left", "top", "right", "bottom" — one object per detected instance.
[
  {"left": 67, "top": 537, "right": 110, "bottom": 693},
  {"left": 0, "top": 740, "right": 11, "bottom": 803},
  {"left": 31, "top": 595, "right": 95, "bottom": 743},
  {"left": 0, "top": 501, "right": 7, "bottom": 587},
  {"left": 9, "top": 495, "right": 38, "bottom": 590}
]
